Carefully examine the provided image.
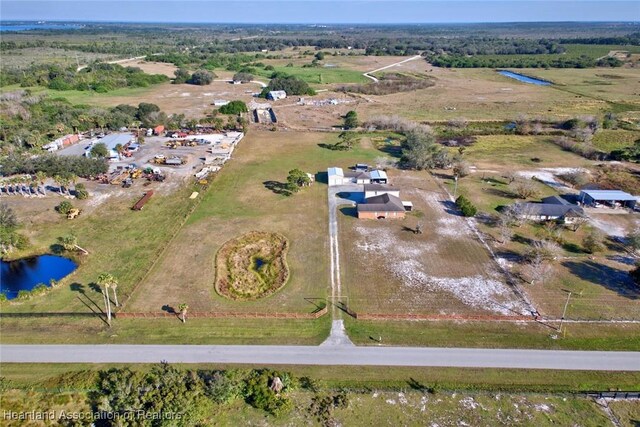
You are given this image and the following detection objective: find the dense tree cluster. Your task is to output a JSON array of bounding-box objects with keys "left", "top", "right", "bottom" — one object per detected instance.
[
  {"left": 0, "top": 92, "right": 175, "bottom": 154},
  {"left": 232, "top": 72, "right": 254, "bottom": 83},
  {"left": 610, "top": 139, "right": 640, "bottom": 162},
  {"left": 260, "top": 74, "right": 315, "bottom": 97},
  {"left": 218, "top": 100, "right": 248, "bottom": 115},
  {"left": 0, "top": 153, "right": 108, "bottom": 177},
  {"left": 0, "top": 203, "right": 29, "bottom": 255},
  {"left": 188, "top": 69, "right": 215, "bottom": 85},
  {"left": 91, "top": 364, "right": 297, "bottom": 424},
  {"left": 400, "top": 129, "right": 450, "bottom": 170},
  {"left": 1, "top": 63, "right": 168, "bottom": 92}
]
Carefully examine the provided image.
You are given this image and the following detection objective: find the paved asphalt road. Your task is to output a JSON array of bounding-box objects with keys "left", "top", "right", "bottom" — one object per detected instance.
[{"left": 2, "top": 345, "right": 639, "bottom": 371}]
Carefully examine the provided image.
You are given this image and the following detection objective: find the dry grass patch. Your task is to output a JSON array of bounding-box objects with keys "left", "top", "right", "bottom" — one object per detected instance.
[
  {"left": 341, "top": 170, "right": 528, "bottom": 316},
  {"left": 215, "top": 231, "right": 290, "bottom": 300},
  {"left": 359, "top": 67, "right": 609, "bottom": 122}
]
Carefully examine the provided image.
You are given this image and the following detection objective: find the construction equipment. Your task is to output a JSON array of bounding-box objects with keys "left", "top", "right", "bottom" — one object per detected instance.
[
  {"left": 130, "top": 169, "right": 142, "bottom": 179},
  {"left": 109, "top": 170, "right": 129, "bottom": 185},
  {"left": 67, "top": 208, "right": 81, "bottom": 219}
]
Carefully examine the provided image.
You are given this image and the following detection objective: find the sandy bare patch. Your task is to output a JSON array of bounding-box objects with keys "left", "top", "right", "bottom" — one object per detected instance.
[{"left": 353, "top": 224, "right": 527, "bottom": 315}]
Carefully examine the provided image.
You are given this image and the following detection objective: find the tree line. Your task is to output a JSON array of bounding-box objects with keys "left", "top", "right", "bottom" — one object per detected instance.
[
  {"left": 428, "top": 54, "right": 623, "bottom": 69},
  {"left": 1, "top": 62, "right": 168, "bottom": 93},
  {"left": 0, "top": 92, "right": 187, "bottom": 153}
]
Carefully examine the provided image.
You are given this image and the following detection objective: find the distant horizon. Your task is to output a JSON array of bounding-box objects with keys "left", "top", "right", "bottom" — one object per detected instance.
[
  {"left": 2, "top": 1, "right": 639, "bottom": 25},
  {"left": 1, "top": 19, "right": 640, "bottom": 25}
]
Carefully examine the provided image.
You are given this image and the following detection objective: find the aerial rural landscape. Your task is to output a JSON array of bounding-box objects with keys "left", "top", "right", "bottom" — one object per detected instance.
[{"left": 0, "top": 1, "right": 640, "bottom": 424}]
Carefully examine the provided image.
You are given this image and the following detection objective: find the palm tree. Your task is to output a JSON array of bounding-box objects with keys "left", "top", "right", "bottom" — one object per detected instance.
[
  {"left": 17, "top": 178, "right": 26, "bottom": 196},
  {"left": 29, "top": 175, "right": 38, "bottom": 197},
  {"left": 97, "top": 273, "right": 119, "bottom": 325},
  {"left": 61, "top": 175, "right": 72, "bottom": 196},
  {"left": 102, "top": 286, "right": 112, "bottom": 327},
  {"left": 68, "top": 175, "right": 78, "bottom": 196},
  {"left": 58, "top": 234, "right": 89, "bottom": 255},
  {"left": 35, "top": 171, "right": 47, "bottom": 196},
  {"left": 53, "top": 175, "right": 63, "bottom": 194},
  {"left": 178, "top": 303, "right": 189, "bottom": 323}
]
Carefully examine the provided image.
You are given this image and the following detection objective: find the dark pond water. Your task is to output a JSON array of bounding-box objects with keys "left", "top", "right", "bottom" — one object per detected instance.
[
  {"left": 253, "top": 257, "right": 266, "bottom": 270},
  {"left": 0, "top": 255, "right": 77, "bottom": 299},
  {"left": 498, "top": 70, "right": 552, "bottom": 86}
]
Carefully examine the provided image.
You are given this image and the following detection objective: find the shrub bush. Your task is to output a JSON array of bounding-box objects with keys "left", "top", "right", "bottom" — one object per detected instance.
[
  {"left": 74, "top": 183, "right": 89, "bottom": 200},
  {"left": 244, "top": 369, "right": 293, "bottom": 416},
  {"left": 56, "top": 201, "right": 74, "bottom": 215},
  {"left": 455, "top": 195, "right": 477, "bottom": 217}
]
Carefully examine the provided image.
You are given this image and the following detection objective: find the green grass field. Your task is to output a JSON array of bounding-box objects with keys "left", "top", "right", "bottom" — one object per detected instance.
[
  {"left": 253, "top": 65, "right": 368, "bottom": 85},
  {"left": 592, "top": 129, "right": 640, "bottom": 152},
  {"left": 462, "top": 135, "right": 592, "bottom": 168},
  {"left": 345, "top": 318, "right": 640, "bottom": 350}
]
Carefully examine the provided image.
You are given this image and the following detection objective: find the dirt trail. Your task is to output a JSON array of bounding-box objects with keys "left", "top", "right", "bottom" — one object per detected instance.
[{"left": 363, "top": 55, "right": 423, "bottom": 82}]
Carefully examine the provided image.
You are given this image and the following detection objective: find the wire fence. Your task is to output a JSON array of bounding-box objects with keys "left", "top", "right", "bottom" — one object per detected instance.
[{"left": 116, "top": 307, "right": 328, "bottom": 320}]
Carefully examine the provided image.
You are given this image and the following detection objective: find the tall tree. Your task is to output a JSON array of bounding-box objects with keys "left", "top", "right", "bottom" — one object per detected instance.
[
  {"left": 97, "top": 273, "right": 119, "bottom": 324},
  {"left": 343, "top": 110, "right": 359, "bottom": 129},
  {"left": 401, "top": 130, "right": 450, "bottom": 170},
  {"left": 35, "top": 171, "right": 47, "bottom": 196}
]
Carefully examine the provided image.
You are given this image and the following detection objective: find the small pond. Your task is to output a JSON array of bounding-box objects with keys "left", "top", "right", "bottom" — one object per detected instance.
[
  {"left": 497, "top": 70, "right": 552, "bottom": 86},
  {"left": 253, "top": 257, "right": 266, "bottom": 271},
  {"left": 0, "top": 255, "right": 77, "bottom": 299}
]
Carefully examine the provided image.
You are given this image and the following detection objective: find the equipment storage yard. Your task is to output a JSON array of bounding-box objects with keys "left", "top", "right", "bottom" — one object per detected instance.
[{"left": 55, "top": 132, "right": 244, "bottom": 187}]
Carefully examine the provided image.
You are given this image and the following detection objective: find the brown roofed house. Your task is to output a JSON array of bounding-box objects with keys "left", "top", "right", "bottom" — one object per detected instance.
[{"left": 357, "top": 193, "right": 406, "bottom": 219}]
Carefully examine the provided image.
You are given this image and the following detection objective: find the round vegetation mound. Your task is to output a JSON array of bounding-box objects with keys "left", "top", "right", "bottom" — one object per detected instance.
[{"left": 215, "top": 231, "right": 290, "bottom": 301}]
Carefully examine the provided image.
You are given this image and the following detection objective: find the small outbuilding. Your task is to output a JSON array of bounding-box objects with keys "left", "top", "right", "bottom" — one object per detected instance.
[
  {"left": 267, "top": 90, "right": 287, "bottom": 101},
  {"left": 328, "top": 167, "right": 346, "bottom": 186}
]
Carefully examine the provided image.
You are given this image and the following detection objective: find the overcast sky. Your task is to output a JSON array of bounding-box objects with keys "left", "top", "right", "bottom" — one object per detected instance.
[{"left": 1, "top": 1, "right": 639, "bottom": 24}]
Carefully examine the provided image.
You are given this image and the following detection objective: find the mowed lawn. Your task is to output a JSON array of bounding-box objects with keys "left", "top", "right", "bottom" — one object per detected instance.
[
  {"left": 339, "top": 170, "right": 528, "bottom": 316},
  {"left": 125, "top": 131, "right": 380, "bottom": 314},
  {"left": 254, "top": 65, "right": 368, "bottom": 85}
]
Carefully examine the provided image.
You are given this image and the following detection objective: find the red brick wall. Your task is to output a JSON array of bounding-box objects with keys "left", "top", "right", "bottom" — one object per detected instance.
[{"left": 357, "top": 211, "right": 406, "bottom": 220}]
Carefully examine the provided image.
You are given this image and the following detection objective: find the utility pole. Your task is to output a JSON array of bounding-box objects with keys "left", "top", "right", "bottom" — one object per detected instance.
[
  {"left": 453, "top": 175, "right": 459, "bottom": 200},
  {"left": 558, "top": 291, "right": 571, "bottom": 333}
]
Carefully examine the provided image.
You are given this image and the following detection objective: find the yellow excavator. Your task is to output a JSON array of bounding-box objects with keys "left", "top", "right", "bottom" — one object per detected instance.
[{"left": 67, "top": 208, "right": 81, "bottom": 219}]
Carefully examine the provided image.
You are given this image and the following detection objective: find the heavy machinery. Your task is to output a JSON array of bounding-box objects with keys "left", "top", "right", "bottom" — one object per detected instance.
[{"left": 67, "top": 208, "right": 81, "bottom": 219}]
